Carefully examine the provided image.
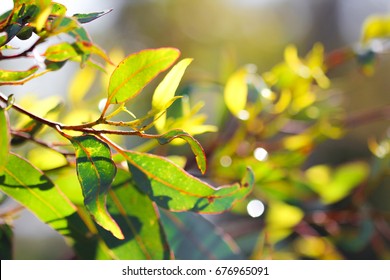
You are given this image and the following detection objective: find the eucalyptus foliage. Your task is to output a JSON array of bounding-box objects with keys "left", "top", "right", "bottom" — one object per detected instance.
[
  {"left": 1, "top": 1, "right": 390, "bottom": 260},
  {"left": 0, "top": 1, "right": 253, "bottom": 259}
]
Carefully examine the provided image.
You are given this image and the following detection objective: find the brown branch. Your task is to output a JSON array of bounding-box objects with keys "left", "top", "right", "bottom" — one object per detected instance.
[
  {"left": 10, "top": 130, "right": 75, "bottom": 156},
  {"left": 344, "top": 105, "right": 390, "bottom": 128},
  {"left": 0, "top": 37, "right": 43, "bottom": 60}
]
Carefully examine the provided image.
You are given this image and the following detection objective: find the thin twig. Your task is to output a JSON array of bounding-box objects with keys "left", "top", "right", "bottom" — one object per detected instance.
[
  {"left": 10, "top": 130, "right": 75, "bottom": 156},
  {"left": 0, "top": 38, "right": 43, "bottom": 60}
]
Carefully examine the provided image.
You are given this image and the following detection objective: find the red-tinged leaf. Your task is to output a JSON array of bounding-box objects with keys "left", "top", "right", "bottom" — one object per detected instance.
[
  {"left": 155, "top": 129, "right": 206, "bottom": 174},
  {"left": 70, "top": 135, "right": 124, "bottom": 240},
  {"left": 106, "top": 48, "right": 180, "bottom": 106},
  {"left": 0, "top": 66, "right": 39, "bottom": 83},
  {"left": 125, "top": 150, "right": 254, "bottom": 214}
]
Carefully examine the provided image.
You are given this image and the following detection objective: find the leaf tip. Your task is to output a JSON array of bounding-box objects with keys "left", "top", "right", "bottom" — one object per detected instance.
[{"left": 242, "top": 167, "right": 255, "bottom": 189}]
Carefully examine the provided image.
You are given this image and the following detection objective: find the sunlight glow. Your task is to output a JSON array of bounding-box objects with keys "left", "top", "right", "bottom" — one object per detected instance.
[{"left": 247, "top": 199, "right": 265, "bottom": 218}]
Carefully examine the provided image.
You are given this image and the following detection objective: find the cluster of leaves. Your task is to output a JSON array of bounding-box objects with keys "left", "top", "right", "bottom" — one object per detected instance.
[
  {"left": 2, "top": 1, "right": 390, "bottom": 260},
  {"left": 0, "top": 1, "right": 254, "bottom": 259},
  {"left": 0, "top": 0, "right": 112, "bottom": 84},
  {"left": 202, "top": 15, "right": 390, "bottom": 259}
]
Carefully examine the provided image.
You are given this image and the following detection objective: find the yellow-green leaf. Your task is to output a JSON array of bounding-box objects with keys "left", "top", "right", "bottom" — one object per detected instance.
[
  {"left": 27, "top": 148, "right": 68, "bottom": 170},
  {"left": 0, "top": 66, "right": 39, "bottom": 83},
  {"left": 33, "top": 4, "right": 51, "bottom": 32},
  {"left": 224, "top": 66, "right": 249, "bottom": 117},
  {"left": 306, "top": 162, "right": 369, "bottom": 204},
  {"left": 69, "top": 66, "right": 96, "bottom": 106},
  {"left": 106, "top": 48, "right": 180, "bottom": 106},
  {"left": 361, "top": 15, "right": 390, "bottom": 44},
  {"left": 265, "top": 200, "right": 304, "bottom": 243},
  {"left": 44, "top": 42, "right": 79, "bottom": 62},
  {"left": 51, "top": 2, "right": 67, "bottom": 17},
  {"left": 0, "top": 153, "right": 77, "bottom": 236},
  {"left": 152, "top": 58, "right": 192, "bottom": 111},
  {"left": 0, "top": 32, "right": 7, "bottom": 47}
]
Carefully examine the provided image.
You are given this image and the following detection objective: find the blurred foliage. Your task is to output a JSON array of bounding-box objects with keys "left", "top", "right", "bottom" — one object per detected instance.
[
  {"left": 200, "top": 13, "right": 390, "bottom": 260},
  {"left": 0, "top": 0, "right": 253, "bottom": 260},
  {"left": 1, "top": 1, "right": 390, "bottom": 260}
]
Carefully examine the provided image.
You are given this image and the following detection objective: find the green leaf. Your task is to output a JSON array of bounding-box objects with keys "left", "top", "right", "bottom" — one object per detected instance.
[
  {"left": 96, "top": 169, "right": 171, "bottom": 259},
  {"left": 55, "top": 168, "right": 85, "bottom": 205},
  {"left": 152, "top": 58, "right": 192, "bottom": 111},
  {"left": 44, "top": 42, "right": 79, "bottom": 62},
  {"left": 70, "top": 135, "right": 124, "bottom": 240},
  {"left": 45, "top": 60, "right": 67, "bottom": 71},
  {"left": 125, "top": 150, "right": 254, "bottom": 213},
  {"left": 51, "top": 3, "right": 67, "bottom": 17},
  {"left": 0, "top": 66, "right": 39, "bottom": 83},
  {"left": 0, "top": 223, "right": 13, "bottom": 260},
  {"left": 155, "top": 129, "right": 206, "bottom": 174},
  {"left": 106, "top": 48, "right": 180, "bottom": 106},
  {"left": 18, "top": 4, "right": 40, "bottom": 24},
  {"left": 73, "top": 9, "right": 113, "bottom": 24},
  {"left": 0, "top": 32, "right": 8, "bottom": 47},
  {"left": 0, "top": 153, "right": 77, "bottom": 236},
  {"left": 16, "top": 26, "right": 33, "bottom": 40},
  {"left": 0, "top": 10, "right": 12, "bottom": 30},
  {"left": 4, "top": 23, "right": 23, "bottom": 44},
  {"left": 224, "top": 66, "right": 249, "bottom": 117},
  {"left": 160, "top": 210, "right": 243, "bottom": 260},
  {"left": 68, "top": 25, "right": 91, "bottom": 42},
  {"left": 0, "top": 108, "right": 10, "bottom": 173}
]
